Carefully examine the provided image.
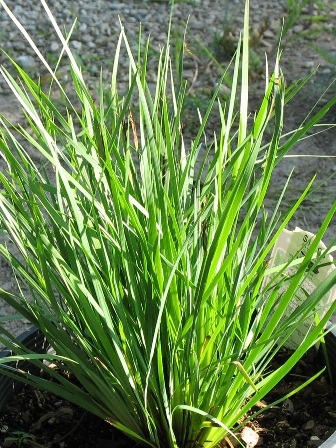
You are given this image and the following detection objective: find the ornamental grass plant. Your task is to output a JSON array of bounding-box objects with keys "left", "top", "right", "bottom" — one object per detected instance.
[{"left": 0, "top": 1, "right": 335, "bottom": 447}]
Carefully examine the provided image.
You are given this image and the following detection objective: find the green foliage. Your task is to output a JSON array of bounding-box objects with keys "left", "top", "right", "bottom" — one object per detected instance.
[
  {"left": 4, "top": 431, "right": 33, "bottom": 446},
  {"left": 310, "top": 43, "right": 336, "bottom": 66},
  {"left": 0, "top": 1, "right": 335, "bottom": 447}
]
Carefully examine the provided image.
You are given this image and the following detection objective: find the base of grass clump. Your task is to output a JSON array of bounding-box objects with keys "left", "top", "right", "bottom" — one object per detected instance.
[{"left": 1, "top": 329, "right": 335, "bottom": 448}]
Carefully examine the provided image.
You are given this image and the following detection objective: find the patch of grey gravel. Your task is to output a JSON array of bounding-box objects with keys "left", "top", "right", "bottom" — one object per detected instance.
[{"left": 0, "top": 0, "right": 288, "bottom": 95}]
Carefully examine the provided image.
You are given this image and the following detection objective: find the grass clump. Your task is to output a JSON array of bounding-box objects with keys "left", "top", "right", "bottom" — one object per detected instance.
[{"left": 0, "top": 1, "right": 335, "bottom": 447}]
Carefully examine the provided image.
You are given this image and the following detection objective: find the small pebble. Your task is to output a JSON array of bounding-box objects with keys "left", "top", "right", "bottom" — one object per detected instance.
[
  {"left": 70, "top": 40, "right": 82, "bottom": 50},
  {"left": 263, "top": 29, "right": 275, "bottom": 39},
  {"left": 303, "top": 61, "right": 316, "bottom": 68},
  {"left": 303, "top": 420, "right": 315, "bottom": 431},
  {"left": 283, "top": 398, "right": 294, "bottom": 414},
  {"left": 49, "top": 41, "right": 59, "bottom": 52},
  {"left": 241, "top": 427, "right": 259, "bottom": 448},
  {"left": 16, "top": 55, "right": 36, "bottom": 69}
]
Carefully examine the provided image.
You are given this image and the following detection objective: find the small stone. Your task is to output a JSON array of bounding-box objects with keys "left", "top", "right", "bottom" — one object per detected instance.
[
  {"left": 16, "top": 55, "right": 36, "bottom": 69},
  {"left": 293, "top": 24, "right": 304, "bottom": 34},
  {"left": 49, "top": 42, "right": 59, "bottom": 52},
  {"left": 70, "top": 40, "right": 82, "bottom": 50},
  {"left": 308, "top": 436, "right": 321, "bottom": 447},
  {"left": 303, "top": 420, "right": 315, "bottom": 431},
  {"left": 303, "top": 61, "right": 315, "bottom": 68},
  {"left": 283, "top": 398, "right": 294, "bottom": 414},
  {"left": 263, "top": 29, "right": 275, "bottom": 39},
  {"left": 78, "top": 22, "right": 88, "bottom": 32},
  {"left": 81, "top": 34, "right": 93, "bottom": 43},
  {"left": 241, "top": 427, "right": 259, "bottom": 448}
]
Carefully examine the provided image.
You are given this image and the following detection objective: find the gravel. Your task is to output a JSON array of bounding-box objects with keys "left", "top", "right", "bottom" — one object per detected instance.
[{"left": 0, "top": 0, "right": 288, "bottom": 94}]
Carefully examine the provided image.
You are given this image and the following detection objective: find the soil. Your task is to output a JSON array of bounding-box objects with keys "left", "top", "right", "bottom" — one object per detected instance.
[
  {"left": 236, "top": 349, "right": 336, "bottom": 448},
  {"left": 0, "top": 349, "right": 335, "bottom": 448}
]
